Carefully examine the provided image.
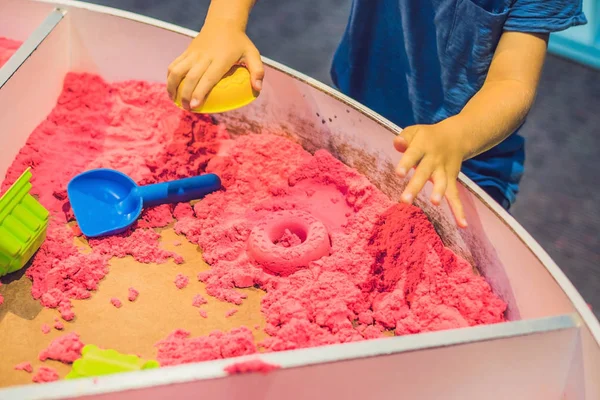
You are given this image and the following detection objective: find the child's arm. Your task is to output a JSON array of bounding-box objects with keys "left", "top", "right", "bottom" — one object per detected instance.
[
  {"left": 166, "top": 0, "right": 262, "bottom": 110},
  {"left": 394, "top": 31, "right": 549, "bottom": 227}
]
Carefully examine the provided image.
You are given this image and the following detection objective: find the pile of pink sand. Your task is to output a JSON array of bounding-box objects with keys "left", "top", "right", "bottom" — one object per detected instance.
[{"left": 1, "top": 72, "right": 507, "bottom": 369}]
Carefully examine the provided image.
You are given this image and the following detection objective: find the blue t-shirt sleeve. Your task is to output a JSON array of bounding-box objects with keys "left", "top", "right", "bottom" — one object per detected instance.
[{"left": 504, "top": 0, "right": 587, "bottom": 33}]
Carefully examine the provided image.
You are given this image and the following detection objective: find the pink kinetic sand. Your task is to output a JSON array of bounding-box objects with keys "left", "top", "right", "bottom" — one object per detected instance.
[
  {"left": 192, "top": 294, "right": 207, "bottom": 307},
  {"left": 247, "top": 210, "right": 331, "bottom": 276},
  {"left": 128, "top": 287, "right": 139, "bottom": 302},
  {"left": 174, "top": 273, "right": 189, "bottom": 289},
  {"left": 225, "top": 309, "right": 238, "bottom": 318},
  {"left": 199, "top": 310, "right": 208, "bottom": 318},
  {"left": 32, "top": 366, "right": 59, "bottom": 383},
  {"left": 155, "top": 328, "right": 256, "bottom": 366},
  {"left": 0, "top": 37, "right": 21, "bottom": 68},
  {"left": 39, "top": 332, "right": 84, "bottom": 363},
  {"left": 41, "top": 324, "right": 51, "bottom": 334},
  {"left": 1, "top": 73, "right": 190, "bottom": 322},
  {"left": 224, "top": 359, "right": 280, "bottom": 375},
  {"left": 1, "top": 73, "right": 507, "bottom": 367},
  {"left": 54, "top": 321, "right": 64, "bottom": 331},
  {"left": 14, "top": 362, "right": 33, "bottom": 373},
  {"left": 111, "top": 298, "right": 122, "bottom": 308}
]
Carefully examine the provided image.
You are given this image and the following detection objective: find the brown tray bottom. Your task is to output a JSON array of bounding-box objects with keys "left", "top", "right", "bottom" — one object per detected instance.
[{"left": 0, "top": 228, "right": 268, "bottom": 388}]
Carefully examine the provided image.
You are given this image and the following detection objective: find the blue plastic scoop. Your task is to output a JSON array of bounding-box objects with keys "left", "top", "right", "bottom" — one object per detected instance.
[{"left": 67, "top": 168, "right": 221, "bottom": 238}]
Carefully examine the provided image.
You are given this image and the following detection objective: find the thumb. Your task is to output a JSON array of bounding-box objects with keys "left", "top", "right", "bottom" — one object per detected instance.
[
  {"left": 393, "top": 125, "right": 419, "bottom": 153},
  {"left": 243, "top": 48, "right": 265, "bottom": 92}
]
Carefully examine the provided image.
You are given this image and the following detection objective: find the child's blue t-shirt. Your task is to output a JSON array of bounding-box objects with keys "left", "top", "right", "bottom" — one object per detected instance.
[{"left": 331, "top": 0, "right": 586, "bottom": 206}]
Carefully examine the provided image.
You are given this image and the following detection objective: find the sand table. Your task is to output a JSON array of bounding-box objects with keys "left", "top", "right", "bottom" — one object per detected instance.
[{"left": 0, "top": 72, "right": 506, "bottom": 385}]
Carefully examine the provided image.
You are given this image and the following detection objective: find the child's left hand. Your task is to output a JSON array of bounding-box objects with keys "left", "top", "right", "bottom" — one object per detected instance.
[
  {"left": 394, "top": 118, "right": 469, "bottom": 228},
  {"left": 392, "top": 32, "right": 549, "bottom": 229}
]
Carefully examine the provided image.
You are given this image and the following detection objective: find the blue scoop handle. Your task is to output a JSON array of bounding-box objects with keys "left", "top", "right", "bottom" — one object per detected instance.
[{"left": 136, "top": 173, "right": 221, "bottom": 207}]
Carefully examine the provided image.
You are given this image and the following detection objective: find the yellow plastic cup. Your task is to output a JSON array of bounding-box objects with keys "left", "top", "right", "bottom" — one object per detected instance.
[{"left": 174, "top": 65, "right": 259, "bottom": 114}]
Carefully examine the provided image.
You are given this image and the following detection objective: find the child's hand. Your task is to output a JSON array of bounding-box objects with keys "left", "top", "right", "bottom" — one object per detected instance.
[
  {"left": 394, "top": 119, "right": 469, "bottom": 228},
  {"left": 166, "top": 20, "right": 264, "bottom": 110}
]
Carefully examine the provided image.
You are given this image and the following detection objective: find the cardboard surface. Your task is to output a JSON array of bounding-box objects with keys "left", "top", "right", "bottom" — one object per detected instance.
[{"left": 0, "top": 228, "right": 267, "bottom": 388}]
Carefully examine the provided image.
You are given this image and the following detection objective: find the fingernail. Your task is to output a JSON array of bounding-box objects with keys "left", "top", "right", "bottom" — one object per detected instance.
[
  {"left": 255, "top": 79, "right": 263, "bottom": 90},
  {"left": 401, "top": 193, "right": 413, "bottom": 203},
  {"left": 461, "top": 218, "right": 468, "bottom": 227},
  {"left": 396, "top": 167, "right": 407, "bottom": 177},
  {"left": 190, "top": 99, "right": 199, "bottom": 108},
  {"left": 431, "top": 193, "right": 442, "bottom": 204}
]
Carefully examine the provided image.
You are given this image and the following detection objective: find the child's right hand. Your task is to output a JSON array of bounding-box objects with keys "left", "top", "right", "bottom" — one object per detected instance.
[{"left": 166, "top": 20, "right": 264, "bottom": 110}]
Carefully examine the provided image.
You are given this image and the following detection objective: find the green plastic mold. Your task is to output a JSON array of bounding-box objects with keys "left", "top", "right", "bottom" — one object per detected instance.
[
  {"left": 0, "top": 168, "right": 49, "bottom": 277},
  {"left": 65, "top": 345, "right": 160, "bottom": 379}
]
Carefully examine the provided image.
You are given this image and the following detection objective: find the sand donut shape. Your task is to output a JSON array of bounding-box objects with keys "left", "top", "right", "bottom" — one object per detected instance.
[{"left": 247, "top": 210, "right": 331, "bottom": 276}]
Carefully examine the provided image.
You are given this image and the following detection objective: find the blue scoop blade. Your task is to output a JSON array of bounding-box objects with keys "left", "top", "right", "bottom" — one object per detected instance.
[
  {"left": 68, "top": 169, "right": 222, "bottom": 238},
  {"left": 67, "top": 169, "right": 143, "bottom": 238}
]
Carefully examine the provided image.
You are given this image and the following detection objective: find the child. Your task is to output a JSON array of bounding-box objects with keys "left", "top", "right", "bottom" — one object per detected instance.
[{"left": 166, "top": 0, "right": 586, "bottom": 227}]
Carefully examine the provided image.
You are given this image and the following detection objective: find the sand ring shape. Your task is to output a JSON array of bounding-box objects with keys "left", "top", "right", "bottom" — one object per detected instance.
[{"left": 247, "top": 210, "right": 331, "bottom": 276}]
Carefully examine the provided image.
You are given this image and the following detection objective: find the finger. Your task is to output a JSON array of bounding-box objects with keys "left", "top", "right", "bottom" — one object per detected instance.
[
  {"left": 180, "top": 59, "right": 212, "bottom": 109},
  {"left": 396, "top": 146, "right": 424, "bottom": 177},
  {"left": 400, "top": 160, "right": 434, "bottom": 204},
  {"left": 430, "top": 169, "right": 447, "bottom": 206},
  {"left": 242, "top": 48, "right": 265, "bottom": 92},
  {"left": 166, "top": 57, "right": 193, "bottom": 100},
  {"left": 167, "top": 52, "right": 188, "bottom": 78},
  {"left": 393, "top": 135, "right": 409, "bottom": 153},
  {"left": 190, "top": 60, "right": 233, "bottom": 108},
  {"left": 445, "top": 180, "right": 468, "bottom": 228},
  {"left": 393, "top": 126, "right": 419, "bottom": 153}
]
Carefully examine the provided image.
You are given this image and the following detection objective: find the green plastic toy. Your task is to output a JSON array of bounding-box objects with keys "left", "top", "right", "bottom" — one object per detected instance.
[
  {"left": 0, "top": 168, "right": 49, "bottom": 277},
  {"left": 66, "top": 345, "right": 160, "bottom": 379}
]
